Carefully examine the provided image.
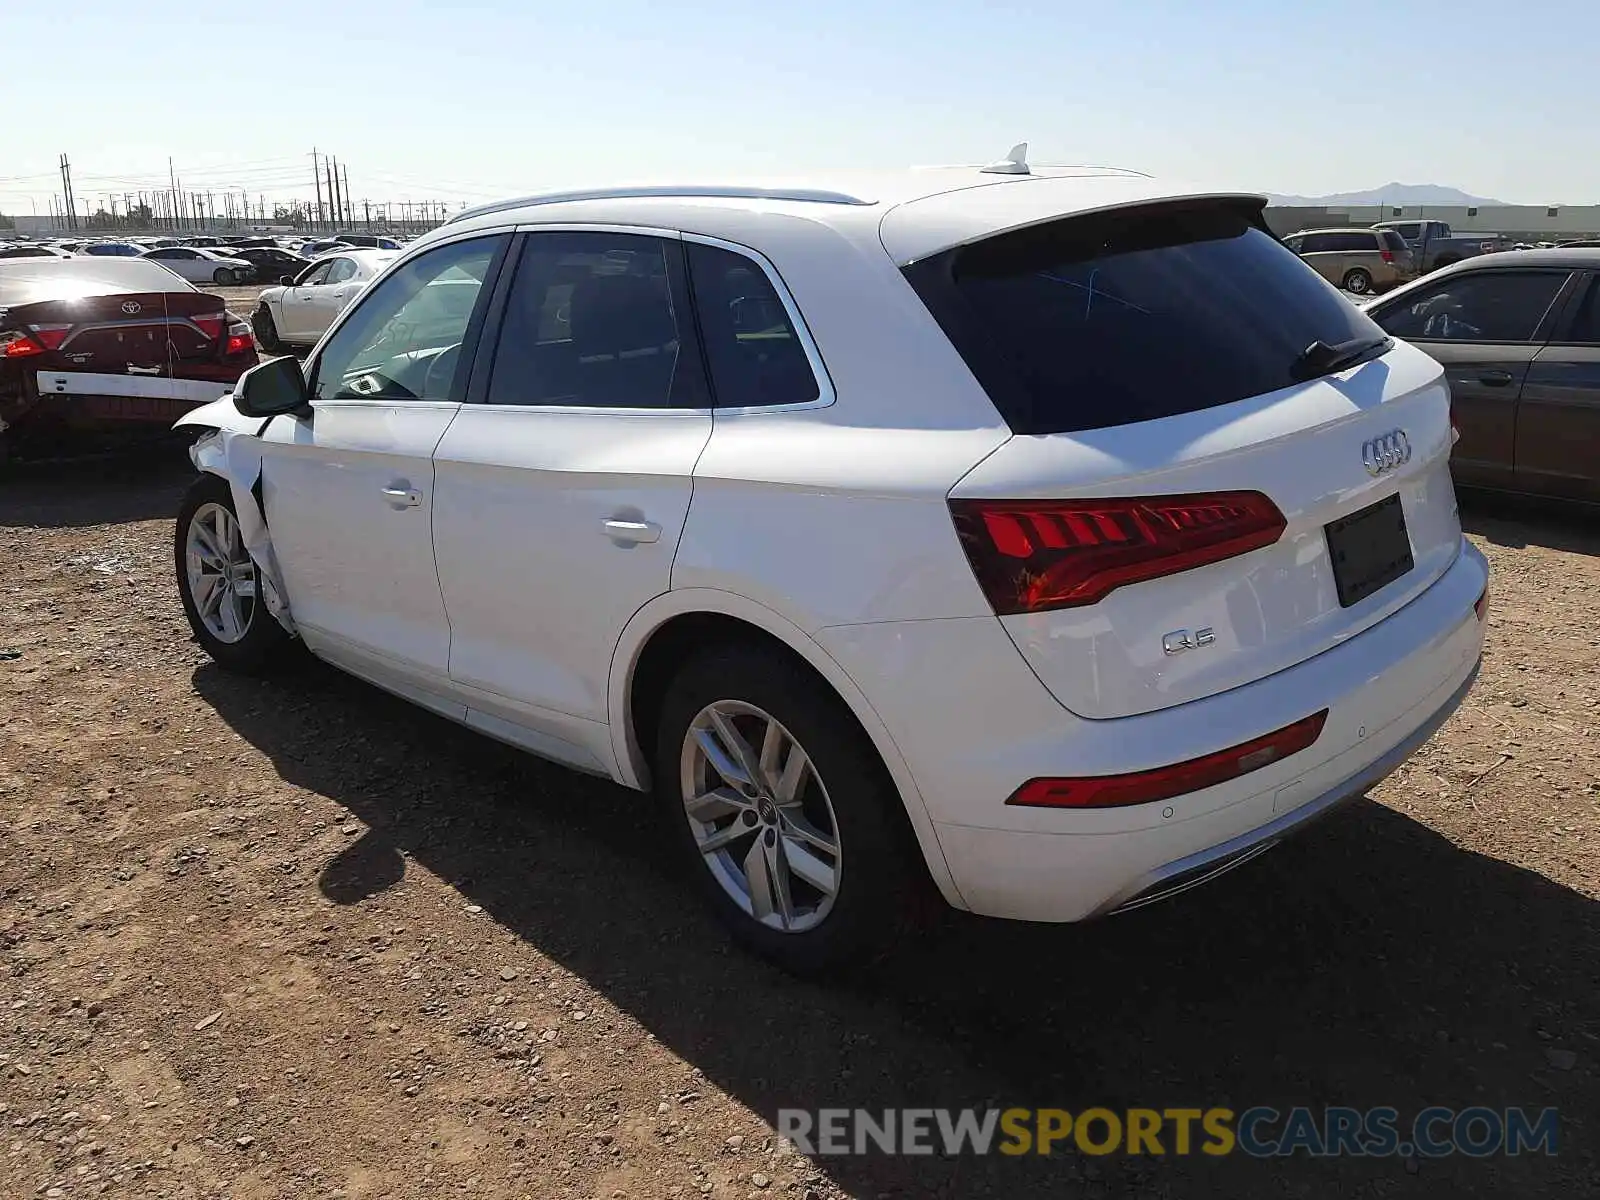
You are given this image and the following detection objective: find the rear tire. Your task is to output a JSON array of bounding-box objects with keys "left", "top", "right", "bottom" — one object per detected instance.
[
  {"left": 1342, "top": 268, "right": 1373, "bottom": 295},
  {"left": 175, "top": 474, "right": 292, "bottom": 675},
  {"left": 251, "top": 304, "right": 286, "bottom": 355},
  {"left": 654, "top": 642, "right": 926, "bottom": 975}
]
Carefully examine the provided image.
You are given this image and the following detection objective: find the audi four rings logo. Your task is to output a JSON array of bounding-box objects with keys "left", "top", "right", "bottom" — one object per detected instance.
[
  {"left": 120, "top": 301, "right": 141, "bottom": 315},
  {"left": 1362, "top": 429, "right": 1411, "bottom": 476}
]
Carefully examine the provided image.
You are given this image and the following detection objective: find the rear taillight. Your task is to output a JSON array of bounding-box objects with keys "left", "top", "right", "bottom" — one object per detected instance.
[
  {"left": 1380, "top": 249, "right": 1395, "bottom": 263},
  {"left": 191, "top": 312, "right": 227, "bottom": 341},
  {"left": 224, "top": 315, "right": 253, "bottom": 356},
  {"left": 949, "top": 491, "right": 1287, "bottom": 614},
  {"left": 1008, "top": 710, "right": 1329, "bottom": 809},
  {"left": 27, "top": 323, "right": 72, "bottom": 350},
  {"left": 1, "top": 330, "right": 46, "bottom": 358}
]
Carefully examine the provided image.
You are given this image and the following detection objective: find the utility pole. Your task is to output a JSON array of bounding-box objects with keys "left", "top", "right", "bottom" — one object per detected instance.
[
  {"left": 59, "top": 154, "right": 74, "bottom": 231},
  {"left": 330, "top": 157, "right": 343, "bottom": 229},
  {"left": 340, "top": 163, "right": 352, "bottom": 225},
  {"left": 325, "top": 158, "right": 337, "bottom": 232},
  {"left": 312, "top": 148, "right": 325, "bottom": 228}
]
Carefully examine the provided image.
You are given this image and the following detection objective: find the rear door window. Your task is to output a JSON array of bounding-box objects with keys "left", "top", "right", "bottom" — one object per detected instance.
[
  {"left": 1380, "top": 231, "right": 1409, "bottom": 254},
  {"left": 485, "top": 231, "right": 707, "bottom": 409},
  {"left": 1374, "top": 271, "right": 1570, "bottom": 342},
  {"left": 1562, "top": 278, "right": 1600, "bottom": 344},
  {"left": 903, "top": 202, "right": 1384, "bottom": 434}
]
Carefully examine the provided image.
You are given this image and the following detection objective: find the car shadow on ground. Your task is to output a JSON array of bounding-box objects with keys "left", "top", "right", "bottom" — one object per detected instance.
[
  {"left": 193, "top": 658, "right": 1597, "bottom": 1200},
  {"left": 0, "top": 444, "right": 193, "bottom": 529},
  {"left": 1458, "top": 491, "right": 1600, "bottom": 557}
]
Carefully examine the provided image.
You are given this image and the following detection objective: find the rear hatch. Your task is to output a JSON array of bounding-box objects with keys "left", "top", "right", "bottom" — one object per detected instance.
[
  {"left": 905, "top": 199, "right": 1462, "bottom": 719},
  {"left": 1379, "top": 228, "right": 1415, "bottom": 272}
]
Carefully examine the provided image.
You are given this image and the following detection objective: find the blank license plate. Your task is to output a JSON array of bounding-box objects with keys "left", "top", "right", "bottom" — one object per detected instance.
[{"left": 1325, "top": 493, "right": 1414, "bottom": 608}]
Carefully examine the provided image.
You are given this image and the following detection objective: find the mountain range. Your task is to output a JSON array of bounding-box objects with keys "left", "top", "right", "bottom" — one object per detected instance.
[{"left": 1265, "top": 183, "right": 1508, "bottom": 207}]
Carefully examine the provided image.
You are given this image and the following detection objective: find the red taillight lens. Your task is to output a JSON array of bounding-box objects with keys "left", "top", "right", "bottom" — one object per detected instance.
[
  {"left": 1, "top": 330, "right": 46, "bottom": 358},
  {"left": 950, "top": 491, "right": 1287, "bottom": 614},
  {"left": 1380, "top": 248, "right": 1395, "bottom": 263},
  {"left": 191, "top": 312, "right": 227, "bottom": 341},
  {"left": 1008, "top": 710, "right": 1329, "bottom": 809},
  {"left": 30, "top": 323, "right": 71, "bottom": 350},
  {"left": 223, "top": 315, "right": 254, "bottom": 356}
]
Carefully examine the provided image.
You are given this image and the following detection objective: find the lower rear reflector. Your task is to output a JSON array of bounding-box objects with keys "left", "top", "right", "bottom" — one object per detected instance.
[{"left": 1007, "top": 710, "right": 1329, "bottom": 809}]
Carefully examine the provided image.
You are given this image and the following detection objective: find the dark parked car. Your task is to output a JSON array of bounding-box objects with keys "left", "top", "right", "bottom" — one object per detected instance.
[
  {"left": 0, "top": 244, "right": 71, "bottom": 259},
  {"left": 0, "top": 258, "right": 256, "bottom": 459},
  {"left": 1364, "top": 248, "right": 1600, "bottom": 503},
  {"left": 79, "top": 242, "right": 144, "bottom": 257},
  {"left": 227, "top": 246, "right": 312, "bottom": 283}
]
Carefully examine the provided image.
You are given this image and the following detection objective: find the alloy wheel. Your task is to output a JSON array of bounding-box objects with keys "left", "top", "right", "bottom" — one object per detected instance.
[
  {"left": 184, "top": 501, "right": 256, "bottom": 644},
  {"left": 679, "top": 700, "right": 842, "bottom": 933}
]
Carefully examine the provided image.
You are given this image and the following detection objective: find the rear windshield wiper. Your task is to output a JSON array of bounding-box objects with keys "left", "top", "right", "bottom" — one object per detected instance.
[{"left": 1291, "top": 335, "right": 1392, "bottom": 382}]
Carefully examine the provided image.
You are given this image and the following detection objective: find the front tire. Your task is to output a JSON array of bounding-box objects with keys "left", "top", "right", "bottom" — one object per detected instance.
[
  {"left": 251, "top": 304, "right": 286, "bottom": 355},
  {"left": 214, "top": 267, "right": 236, "bottom": 286},
  {"left": 654, "top": 643, "right": 925, "bottom": 975},
  {"left": 175, "top": 474, "right": 291, "bottom": 674},
  {"left": 1342, "top": 267, "right": 1373, "bottom": 295}
]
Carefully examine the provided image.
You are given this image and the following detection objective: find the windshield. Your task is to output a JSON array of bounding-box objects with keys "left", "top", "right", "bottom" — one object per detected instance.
[{"left": 904, "top": 201, "right": 1385, "bottom": 434}]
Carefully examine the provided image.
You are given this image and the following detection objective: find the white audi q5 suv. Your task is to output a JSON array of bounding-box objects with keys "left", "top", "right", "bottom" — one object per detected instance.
[{"left": 174, "top": 149, "right": 1488, "bottom": 973}]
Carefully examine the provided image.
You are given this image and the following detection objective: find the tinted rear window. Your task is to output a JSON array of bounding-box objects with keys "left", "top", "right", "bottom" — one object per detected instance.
[
  {"left": 903, "top": 203, "right": 1382, "bottom": 434},
  {"left": 1381, "top": 231, "right": 1409, "bottom": 253},
  {"left": 0, "top": 257, "right": 198, "bottom": 304}
]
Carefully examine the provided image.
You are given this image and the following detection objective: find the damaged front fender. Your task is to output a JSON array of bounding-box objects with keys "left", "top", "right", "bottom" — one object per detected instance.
[{"left": 181, "top": 411, "right": 297, "bottom": 639}]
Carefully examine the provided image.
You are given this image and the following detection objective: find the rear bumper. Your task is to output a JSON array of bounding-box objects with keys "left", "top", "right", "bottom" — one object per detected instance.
[
  {"left": 818, "top": 537, "right": 1488, "bottom": 922},
  {"left": 1090, "top": 658, "right": 1478, "bottom": 916},
  {"left": 4, "top": 369, "right": 241, "bottom": 435},
  {"left": 35, "top": 369, "right": 238, "bottom": 406}
]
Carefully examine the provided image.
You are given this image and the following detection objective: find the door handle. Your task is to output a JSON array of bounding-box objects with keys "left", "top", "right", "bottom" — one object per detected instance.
[
  {"left": 381, "top": 485, "right": 423, "bottom": 508},
  {"left": 602, "top": 518, "right": 661, "bottom": 544},
  {"left": 1478, "top": 370, "right": 1514, "bottom": 387}
]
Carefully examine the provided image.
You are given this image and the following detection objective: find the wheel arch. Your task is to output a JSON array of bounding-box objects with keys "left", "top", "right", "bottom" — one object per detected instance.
[{"left": 608, "top": 589, "right": 967, "bottom": 909}]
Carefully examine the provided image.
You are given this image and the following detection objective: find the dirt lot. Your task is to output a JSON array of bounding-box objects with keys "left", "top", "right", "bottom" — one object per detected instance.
[{"left": 1, "top": 459, "right": 1596, "bottom": 1200}]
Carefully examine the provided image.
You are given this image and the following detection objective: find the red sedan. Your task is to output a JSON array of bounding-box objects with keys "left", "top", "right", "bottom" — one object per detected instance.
[{"left": 0, "top": 257, "right": 257, "bottom": 459}]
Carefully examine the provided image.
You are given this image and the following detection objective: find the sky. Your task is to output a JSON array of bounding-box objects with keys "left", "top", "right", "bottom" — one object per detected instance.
[{"left": 3, "top": 0, "right": 1597, "bottom": 218}]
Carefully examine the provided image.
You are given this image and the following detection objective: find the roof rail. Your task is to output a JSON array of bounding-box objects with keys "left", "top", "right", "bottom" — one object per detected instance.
[{"left": 447, "top": 184, "right": 876, "bottom": 225}]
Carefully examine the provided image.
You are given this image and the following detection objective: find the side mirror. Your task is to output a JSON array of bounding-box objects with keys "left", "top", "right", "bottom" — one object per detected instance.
[
  {"left": 233, "top": 355, "right": 310, "bottom": 419},
  {"left": 279, "top": 274, "right": 296, "bottom": 285}
]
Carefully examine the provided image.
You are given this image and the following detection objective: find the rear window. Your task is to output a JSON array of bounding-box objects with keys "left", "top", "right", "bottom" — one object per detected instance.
[
  {"left": 1380, "top": 230, "right": 1409, "bottom": 254},
  {"left": 903, "top": 202, "right": 1383, "bottom": 434},
  {"left": 0, "top": 257, "right": 198, "bottom": 304}
]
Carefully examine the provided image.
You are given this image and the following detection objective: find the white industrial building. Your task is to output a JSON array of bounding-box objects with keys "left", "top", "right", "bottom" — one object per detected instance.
[{"left": 1265, "top": 203, "right": 1600, "bottom": 242}]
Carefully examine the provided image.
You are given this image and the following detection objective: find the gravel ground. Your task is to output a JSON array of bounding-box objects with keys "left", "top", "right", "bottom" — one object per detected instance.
[{"left": 0, "top": 458, "right": 1596, "bottom": 1200}]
